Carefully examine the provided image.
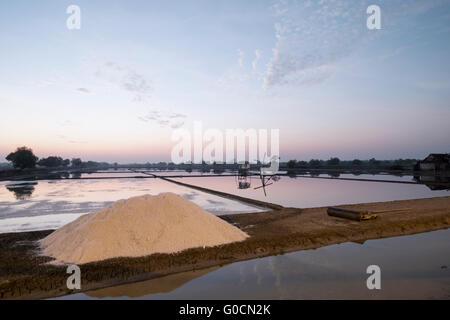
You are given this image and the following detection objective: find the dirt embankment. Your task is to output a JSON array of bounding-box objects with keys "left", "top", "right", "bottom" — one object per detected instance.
[{"left": 1, "top": 196, "right": 449, "bottom": 299}]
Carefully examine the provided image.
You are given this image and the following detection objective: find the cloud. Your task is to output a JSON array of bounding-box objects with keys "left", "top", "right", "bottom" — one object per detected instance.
[
  {"left": 96, "top": 61, "right": 152, "bottom": 101},
  {"left": 121, "top": 71, "right": 152, "bottom": 101},
  {"left": 252, "top": 50, "right": 261, "bottom": 71},
  {"left": 263, "top": 0, "right": 368, "bottom": 89},
  {"left": 56, "top": 121, "right": 88, "bottom": 144},
  {"left": 58, "top": 120, "right": 75, "bottom": 127},
  {"left": 37, "top": 80, "right": 57, "bottom": 88},
  {"left": 57, "top": 134, "right": 87, "bottom": 144},
  {"left": 170, "top": 121, "right": 185, "bottom": 129},
  {"left": 217, "top": 69, "right": 250, "bottom": 90},
  {"left": 137, "top": 116, "right": 149, "bottom": 122},
  {"left": 218, "top": 49, "right": 263, "bottom": 90},
  {"left": 138, "top": 109, "right": 187, "bottom": 129},
  {"left": 263, "top": 0, "right": 445, "bottom": 90},
  {"left": 168, "top": 112, "right": 187, "bottom": 119},
  {"left": 76, "top": 88, "right": 90, "bottom": 94},
  {"left": 237, "top": 49, "right": 245, "bottom": 67}
]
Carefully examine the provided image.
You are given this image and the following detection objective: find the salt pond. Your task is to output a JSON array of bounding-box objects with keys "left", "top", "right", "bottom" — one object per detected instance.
[
  {"left": 0, "top": 177, "right": 263, "bottom": 233},
  {"left": 173, "top": 174, "right": 450, "bottom": 208},
  {"left": 59, "top": 228, "right": 450, "bottom": 300},
  {"left": 1, "top": 172, "right": 449, "bottom": 233},
  {"left": 1, "top": 171, "right": 448, "bottom": 298}
]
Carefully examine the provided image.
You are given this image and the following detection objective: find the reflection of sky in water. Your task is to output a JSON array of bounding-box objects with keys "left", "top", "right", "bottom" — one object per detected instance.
[
  {"left": 78, "top": 172, "right": 150, "bottom": 178},
  {"left": 173, "top": 175, "right": 450, "bottom": 208},
  {"left": 140, "top": 171, "right": 235, "bottom": 176},
  {"left": 61, "top": 229, "right": 450, "bottom": 300},
  {"left": 1, "top": 173, "right": 448, "bottom": 233},
  {"left": 0, "top": 178, "right": 263, "bottom": 233},
  {"left": 316, "top": 173, "right": 416, "bottom": 182}
]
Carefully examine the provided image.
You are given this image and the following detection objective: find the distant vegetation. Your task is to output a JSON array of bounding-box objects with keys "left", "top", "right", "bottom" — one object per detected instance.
[
  {"left": 6, "top": 147, "right": 39, "bottom": 169},
  {"left": 285, "top": 157, "right": 419, "bottom": 171},
  {"left": 38, "top": 156, "right": 70, "bottom": 168},
  {"left": 2, "top": 146, "right": 421, "bottom": 172},
  {"left": 3, "top": 146, "right": 109, "bottom": 170}
]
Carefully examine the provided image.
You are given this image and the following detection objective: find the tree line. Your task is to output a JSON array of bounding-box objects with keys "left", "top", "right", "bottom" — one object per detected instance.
[
  {"left": 4, "top": 146, "right": 421, "bottom": 171},
  {"left": 5, "top": 146, "right": 107, "bottom": 169},
  {"left": 285, "top": 157, "right": 419, "bottom": 170}
]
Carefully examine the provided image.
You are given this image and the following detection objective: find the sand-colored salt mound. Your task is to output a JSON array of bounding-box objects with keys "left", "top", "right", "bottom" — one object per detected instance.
[{"left": 40, "top": 192, "right": 248, "bottom": 264}]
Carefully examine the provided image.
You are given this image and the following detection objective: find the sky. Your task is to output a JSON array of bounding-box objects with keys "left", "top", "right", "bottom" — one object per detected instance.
[{"left": 0, "top": 0, "right": 449, "bottom": 163}]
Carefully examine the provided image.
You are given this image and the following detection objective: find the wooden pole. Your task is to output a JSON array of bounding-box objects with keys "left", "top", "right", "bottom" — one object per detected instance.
[{"left": 327, "top": 207, "right": 377, "bottom": 221}]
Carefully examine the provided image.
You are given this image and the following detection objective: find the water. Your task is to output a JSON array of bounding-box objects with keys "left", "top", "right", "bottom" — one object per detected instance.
[
  {"left": 1, "top": 171, "right": 448, "bottom": 299},
  {"left": 77, "top": 172, "right": 150, "bottom": 178},
  {"left": 59, "top": 229, "right": 450, "bottom": 300},
  {"left": 138, "top": 170, "right": 235, "bottom": 176},
  {"left": 0, "top": 177, "right": 263, "bottom": 233},
  {"left": 0, "top": 172, "right": 448, "bottom": 233},
  {"left": 172, "top": 174, "right": 450, "bottom": 208}
]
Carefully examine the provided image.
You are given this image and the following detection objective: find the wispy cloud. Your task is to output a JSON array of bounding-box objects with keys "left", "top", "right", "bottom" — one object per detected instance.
[
  {"left": 217, "top": 48, "right": 261, "bottom": 90},
  {"left": 252, "top": 49, "right": 261, "bottom": 71},
  {"left": 138, "top": 109, "right": 187, "bottom": 129},
  {"left": 57, "top": 134, "right": 88, "bottom": 144},
  {"left": 237, "top": 49, "right": 245, "bottom": 68},
  {"left": 96, "top": 61, "right": 152, "bottom": 101},
  {"left": 76, "top": 88, "right": 90, "bottom": 94},
  {"left": 263, "top": 0, "right": 368, "bottom": 89},
  {"left": 263, "top": 0, "right": 445, "bottom": 90},
  {"left": 58, "top": 120, "right": 75, "bottom": 127},
  {"left": 170, "top": 121, "right": 185, "bottom": 129}
]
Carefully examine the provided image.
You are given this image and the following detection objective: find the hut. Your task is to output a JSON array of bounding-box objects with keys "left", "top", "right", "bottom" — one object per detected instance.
[{"left": 419, "top": 154, "right": 450, "bottom": 171}]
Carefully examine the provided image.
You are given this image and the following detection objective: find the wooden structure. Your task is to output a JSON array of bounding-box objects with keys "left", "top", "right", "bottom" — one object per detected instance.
[
  {"left": 327, "top": 207, "right": 377, "bottom": 221},
  {"left": 419, "top": 154, "right": 450, "bottom": 172}
]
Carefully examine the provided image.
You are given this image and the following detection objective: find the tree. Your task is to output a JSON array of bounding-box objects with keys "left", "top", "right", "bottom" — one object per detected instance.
[
  {"left": 352, "top": 159, "right": 362, "bottom": 166},
  {"left": 369, "top": 158, "right": 380, "bottom": 166},
  {"left": 38, "top": 156, "right": 64, "bottom": 168},
  {"left": 327, "top": 157, "right": 340, "bottom": 166},
  {"left": 297, "top": 161, "right": 308, "bottom": 167},
  {"left": 309, "top": 159, "right": 321, "bottom": 167},
  {"left": 6, "top": 146, "right": 38, "bottom": 169},
  {"left": 62, "top": 159, "right": 71, "bottom": 167},
  {"left": 71, "top": 158, "right": 82, "bottom": 167},
  {"left": 287, "top": 160, "right": 297, "bottom": 168},
  {"left": 85, "top": 161, "right": 99, "bottom": 168}
]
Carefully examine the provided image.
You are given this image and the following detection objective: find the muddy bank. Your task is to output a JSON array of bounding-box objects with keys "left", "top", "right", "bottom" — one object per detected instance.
[{"left": 1, "top": 196, "right": 449, "bottom": 299}]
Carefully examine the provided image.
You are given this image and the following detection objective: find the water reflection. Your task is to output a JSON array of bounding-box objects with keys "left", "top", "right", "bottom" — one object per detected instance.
[
  {"left": 414, "top": 175, "right": 450, "bottom": 191},
  {"left": 60, "top": 229, "right": 450, "bottom": 300},
  {"left": 0, "top": 178, "right": 263, "bottom": 233},
  {"left": 5, "top": 182, "right": 37, "bottom": 200},
  {"left": 1, "top": 171, "right": 449, "bottom": 233},
  {"left": 174, "top": 174, "right": 450, "bottom": 208},
  {"left": 86, "top": 266, "right": 219, "bottom": 298},
  {"left": 71, "top": 172, "right": 81, "bottom": 179}
]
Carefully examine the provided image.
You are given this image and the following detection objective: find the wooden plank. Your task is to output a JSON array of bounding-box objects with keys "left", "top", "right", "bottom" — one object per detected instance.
[{"left": 327, "top": 207, "right": 377, "bottom": 221}]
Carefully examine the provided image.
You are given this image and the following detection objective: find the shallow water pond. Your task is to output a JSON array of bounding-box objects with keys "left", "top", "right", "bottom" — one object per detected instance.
[
  {"left": 173, "top": 174, "right": 450, "bottom": 208},
  {"left": 0, "top": 177, "right": 263, "bottom": 233},
  {"left": 59, "top": 229, "right": 450, "bottom": 300},
  {"left": 1, "top": 172, "right": 449, "bottom": 233}
]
